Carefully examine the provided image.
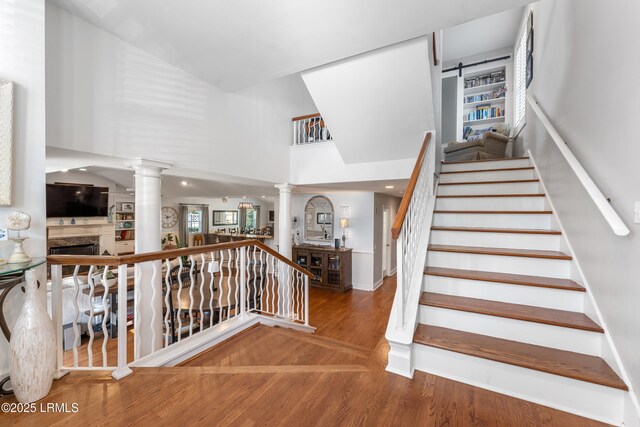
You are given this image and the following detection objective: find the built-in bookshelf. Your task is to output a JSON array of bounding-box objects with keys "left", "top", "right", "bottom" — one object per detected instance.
[
  {"left": 114, "top": 202, "right": 135, "bottom": 242},
  {"left": 461, "top": 65, "right": 509, "bottom": 138}
]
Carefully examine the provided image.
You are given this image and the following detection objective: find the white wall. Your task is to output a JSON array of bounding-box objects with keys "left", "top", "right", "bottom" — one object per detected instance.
[
  {"left": 301, "top": 37, "right": 435, "bottom": 164},
  {"left": 291, "top": 192, "right": 375, "bottom": 290},
  {"left": 514, "top": 0, "right": 640, "bottom": 414},
  {"left": 289, "top": 142, "right": 415, "bottom": 185},
  {"left": 0, "top": 0, "right": 46, "bottom": 375},
  {"left": 45, "top": 3, "right": 316, "bottom": 184},
  {"left": 373, "top": 194, "right": 402, "bottom": 287}
]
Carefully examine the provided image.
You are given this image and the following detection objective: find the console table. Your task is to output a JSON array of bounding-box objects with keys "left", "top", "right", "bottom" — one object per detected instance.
[
  {"left": 292, "top": 245, "right": 352, "bottom": 292},
  {"left": 0, "top": 258, "right": 46, "bottom": 396}
]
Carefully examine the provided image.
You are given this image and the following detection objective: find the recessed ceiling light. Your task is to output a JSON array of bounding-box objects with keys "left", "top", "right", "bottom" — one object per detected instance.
[
  {"left": 261, "top": 195, "right": 266, "bottom": 198},
  {"left": 61, "top": 168, "right": 68, "bottom": 172},
  {"left": 181, "top": 181, "right": 188, "bottom": 186},
  {"left": 243, "top": 196, "right": 247, "bottom": 199},
  {"left": 385, "top": 185, "right": 394, "bottom": 189},
  {"left": 79, "top": 168, "right": 87, "bottom": 172}
]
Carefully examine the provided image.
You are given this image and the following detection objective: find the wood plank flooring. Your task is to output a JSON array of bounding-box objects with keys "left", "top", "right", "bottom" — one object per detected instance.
[{"left": 1, "top": 276, "right": 608, "bottom": 426}]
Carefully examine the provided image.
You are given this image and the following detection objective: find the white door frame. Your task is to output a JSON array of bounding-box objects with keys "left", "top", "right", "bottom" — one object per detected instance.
[{"left": 382, "top": 206, "right": 392, "bottom": 277}]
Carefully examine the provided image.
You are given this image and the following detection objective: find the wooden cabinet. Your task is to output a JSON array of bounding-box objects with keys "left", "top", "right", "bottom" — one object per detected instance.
[{"left": 292, "top": 245, "right": 352, "bottom": 292}]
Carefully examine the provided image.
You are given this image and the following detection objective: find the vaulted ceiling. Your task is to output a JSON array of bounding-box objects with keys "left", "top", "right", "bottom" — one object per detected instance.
[{"left": 49, "top": 0, "right": 532, "bottom": 91}]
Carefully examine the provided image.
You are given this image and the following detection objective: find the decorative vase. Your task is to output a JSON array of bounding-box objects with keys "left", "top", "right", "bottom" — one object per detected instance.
[
  {"left": 7, "top": 237, "right": 31, "bottom": 264},
  {"left": 9, "top": 269, "right": 55, "bottom": 403}
]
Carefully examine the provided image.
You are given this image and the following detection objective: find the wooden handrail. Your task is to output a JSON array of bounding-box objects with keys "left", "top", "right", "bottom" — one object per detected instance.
[
  {"left": 47, "top": 239, "right": 314, "bottom": 278},
  {"left": 292, "top": 113, "right": 321, "bottom": 122},
  {"left": 391, "top": 132, "right": 432, "bottom": 239}
]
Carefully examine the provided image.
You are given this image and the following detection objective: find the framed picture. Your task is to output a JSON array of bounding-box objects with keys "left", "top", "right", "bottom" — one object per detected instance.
[
  {"left": 121, "top": 202, "right": 134, "bottom": 212},
  {"left": 316, "top": 212, "right": 333, "bottom": 225},
  {"left": 268, "top": 210, "right": 274, "bottom": 222},
  {"left": 212, "top": 210, "right": 238, "bottom": 225},
  {"left": 0, "top": 80, "right": 14, "bottom": 206},
  {"left": 526, "top": 53, "right": 534, "bottom": 88}
]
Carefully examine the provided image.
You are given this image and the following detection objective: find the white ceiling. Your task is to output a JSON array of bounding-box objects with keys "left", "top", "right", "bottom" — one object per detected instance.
[
  {"left": 49, "top": 0, "right": 532, "bottom": 91},
  {"left": 443, "top": 6, "right": 525, "bottom": 63}
]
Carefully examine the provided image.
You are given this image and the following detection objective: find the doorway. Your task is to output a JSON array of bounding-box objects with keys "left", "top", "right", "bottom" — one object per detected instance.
[{"left": 382, "top": 207, "right": 392, "bottom": 277}]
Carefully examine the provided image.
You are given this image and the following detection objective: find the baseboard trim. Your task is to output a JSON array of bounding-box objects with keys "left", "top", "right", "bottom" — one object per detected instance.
[{"left": 373, "top": 278, "right": 384, "bottom": 291}]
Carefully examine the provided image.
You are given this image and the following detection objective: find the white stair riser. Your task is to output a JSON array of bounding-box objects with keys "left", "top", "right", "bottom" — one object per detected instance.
[
  {"left": 423, "top": 275, "right": 583, "bottom": 311},
  {"left": 442, "top": 158, "right": 531, "bottom": 172},
  {"left": 413, "top": 344, "right": 624, "bottom": 425},
  {"left": 435, "top": 196, "right": 546, "bottom": 211},
  {"left": 430, "top": 230, "right": 560, "bottom": 251},
  {"left": 419, "top": 306, "right": 601, "bottom": 356},
  {"left": 437, "top": 182, "right": 541, "bottom": 195},
  {"left": 427, "top": 251, "right": 571, "bottom": 278},
  {"left": 440, "top": 169, "right": 536, "bottom": 183},
  {"left": 433, "top": 213, "right": 552, "bottom": 229}
]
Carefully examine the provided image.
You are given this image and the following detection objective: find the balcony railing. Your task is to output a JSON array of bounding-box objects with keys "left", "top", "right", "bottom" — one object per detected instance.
[
  {"left": 292, "top": 113, "right": 332, "bottom": 145},
  {"left": 48, "top": 240, "right": 312, "bottom": 379}
]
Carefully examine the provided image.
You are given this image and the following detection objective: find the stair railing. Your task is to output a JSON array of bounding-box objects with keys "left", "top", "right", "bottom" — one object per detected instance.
[
  {"left": 385, "top": 131, "right": 437, "bottom": 377},
  {"left": 292, "top": 113, "right": 332, "bottom": 145},
  {"left": 48, "top": 240, "right": 312, "bottom": 380},
  {"left": 527, "top": 95, "right": 629, "bottom": 236}
]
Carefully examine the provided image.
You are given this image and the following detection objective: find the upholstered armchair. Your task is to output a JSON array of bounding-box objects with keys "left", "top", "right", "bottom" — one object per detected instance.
[{"left": 444, "top": 128, "right": 512, "bottom": 162}]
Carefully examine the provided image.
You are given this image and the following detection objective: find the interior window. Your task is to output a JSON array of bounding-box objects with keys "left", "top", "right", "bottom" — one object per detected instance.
[
  {"left": 513, "top": 24, "right": 528, "bottom": 130},
  {"left": 187, "top": 209, "right": 202, "bottom": 233},
  {"left": 245, "top": 209, "right": 257, "bottom": 229}
]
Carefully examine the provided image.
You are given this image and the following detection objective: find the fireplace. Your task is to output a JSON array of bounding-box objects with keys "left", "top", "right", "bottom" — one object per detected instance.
[
  {"left": 48, "top": 236, "right": 100, "bottom": 256},
  {"left": 49, "top": 243, "right": 97, "bottom": 256}
]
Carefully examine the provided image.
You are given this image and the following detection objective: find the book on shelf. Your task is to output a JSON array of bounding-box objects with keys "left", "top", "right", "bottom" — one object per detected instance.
[
  {"left": 463, "top": 104, "right": 504, "bottom": 122},
  {"left": 464, "top": 70, "right": 506, "bottom": 89},
  {"left": 118, "top": 230, "right": 135, "bottom": 241},
  {"left": 464, "top": 86, "right": 507, "bottom": 104}
]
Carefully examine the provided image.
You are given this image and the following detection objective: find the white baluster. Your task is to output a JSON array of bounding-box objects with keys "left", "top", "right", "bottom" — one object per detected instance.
[
  {"left": 100, "top": 267, "right": 111, "bottom": 368},
  {"left": 150, "top": 262, "right": 160, "bottom": 346},
  {"left": 113, "top": 264, "right": 132, "bottom": 379},
  {"left": 134, "top": 263, "right": 142, "bottom": 359},
  {"left": 71, "top": 265, "right": 81, "bottom": 368},
  {"left": 239, "top": 246, "right": 246, "bottom": 319},
  {"left": 163, "top": 260, "right": 172, "bottom": 348},
  {"left": 218, "top": 250, "right": 225, "bottom": 324},
  {"left": 199, "top": 253, "right": 206, "bottom": 332},
  {"left": 176, "top": 258, "right": 184, "bottom": 342},
  {"left": 188, "top": 255, "right": 195, "bottom": 337},
  {"left": 86, "top": 265, "right": 95, "bottom": 368},
  {"left": 208, "top": 251, "right": 215, "bottom": 328},
  {"left": 50, "top": 264, "right": 64, "bottom": 376},
  {"left": 304, "top": 274, "right": 309, "bottom": 326}
]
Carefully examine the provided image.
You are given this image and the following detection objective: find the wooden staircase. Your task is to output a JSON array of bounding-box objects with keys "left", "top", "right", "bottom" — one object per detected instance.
[{"left": 412, "top": 157, "right": 627, "bottom": 424}]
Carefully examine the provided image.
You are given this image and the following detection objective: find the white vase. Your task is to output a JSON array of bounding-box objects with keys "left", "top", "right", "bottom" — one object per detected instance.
[{"left": 9, "top": 269, "right": 55, "bottom": 403}]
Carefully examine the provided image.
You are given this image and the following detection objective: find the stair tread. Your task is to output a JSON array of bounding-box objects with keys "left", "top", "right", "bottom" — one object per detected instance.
[
  {"left": 441, "top": 167, "right": 534, "bottom": 175},
  {"left": 443, "top": 157, "right": 530, "bottom": 165},
  {"left": 428, "top": 244, "right": 572, "bottom": 260},
  {"left": 434, "top": 210, "right": 552, "bottom": 214},
  {"left": 439, "top": 179, "right": 539, "bottom": 186},
  {"left": 424, "top": 267, "right": 584, "bottom": 291},
  {"left": 436, "top": 193, "right": 546, "bottom": 198},
  {"left": 413, "top": 324, "right": 626, "bottom": 390},
  {"left": 431, "top": 226, "right": 561, "bottom": 235},
  {"left": 419, "top": 292, "right": 603, "bottom": 332}
]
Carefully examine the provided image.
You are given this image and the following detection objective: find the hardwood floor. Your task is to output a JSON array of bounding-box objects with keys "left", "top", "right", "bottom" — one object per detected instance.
[{"left": 2, "top": 276, "right": 608, "bottom": 426}]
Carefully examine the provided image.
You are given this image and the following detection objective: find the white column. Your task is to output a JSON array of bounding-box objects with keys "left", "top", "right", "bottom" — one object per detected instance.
[
  {"left": 275, "top": 183, "right": 294, "bottom": 259},
  {"left": 275, "top": 183, "right": 294, "bottom": 318},
  {"left": 129, "top": 158, "right": 171, "bottom": 358}
]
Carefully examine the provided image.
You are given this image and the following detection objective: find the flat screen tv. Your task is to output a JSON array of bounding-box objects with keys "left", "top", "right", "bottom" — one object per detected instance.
[{"left": 46, "top": 184, "right": 109, "bottom": 217}]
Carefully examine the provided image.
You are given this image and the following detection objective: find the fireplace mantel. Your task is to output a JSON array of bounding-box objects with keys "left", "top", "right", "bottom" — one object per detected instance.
[{"left": 47, "top": 223, "right": 116, "bottom": 256}]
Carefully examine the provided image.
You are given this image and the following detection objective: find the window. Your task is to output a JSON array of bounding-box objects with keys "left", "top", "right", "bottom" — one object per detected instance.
[
  {"left": 513, "top": 23, "right": 528, "bottom": 130},
  {"left": 187, "top": 209, "right": 202, "bottom": 233},
  {"left": 245, "top": 209, "right": 257, "bottom": 229}
]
